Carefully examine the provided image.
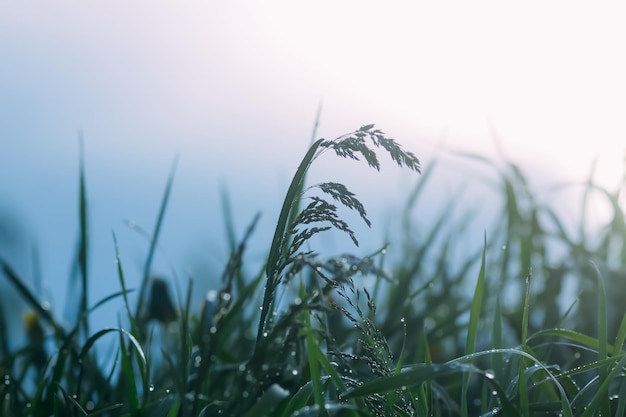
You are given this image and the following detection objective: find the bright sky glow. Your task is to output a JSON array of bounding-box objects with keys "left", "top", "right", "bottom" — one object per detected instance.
[{"left": 3, "top": 2, "right": 624, "bottom": 186}]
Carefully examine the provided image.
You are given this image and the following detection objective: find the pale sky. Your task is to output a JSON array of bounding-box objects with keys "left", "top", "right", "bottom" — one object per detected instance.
[
  {"left": 1, "top": 2, "right": 625, "bottom": 329},
  {"left": 3, "top": 2, "right": 625, "bottom": 182}
]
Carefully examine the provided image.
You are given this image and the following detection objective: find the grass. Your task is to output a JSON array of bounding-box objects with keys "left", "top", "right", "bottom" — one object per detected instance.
[{"left": 1, "top": 123, "right": 626, "bottom": 416}]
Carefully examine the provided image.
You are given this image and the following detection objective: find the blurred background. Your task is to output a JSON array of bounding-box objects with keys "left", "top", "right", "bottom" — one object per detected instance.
[{"left": 1, "top": 2, "right": 625, "bottom": 344}]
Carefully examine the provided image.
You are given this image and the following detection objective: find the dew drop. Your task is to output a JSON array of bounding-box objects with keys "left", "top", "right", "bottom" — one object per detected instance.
[
  {"left": 484, "top": 370, "right": 495, "bottom": 380},
  {"left": 149, "top": 384, "right": 155, "bottom": 392}
]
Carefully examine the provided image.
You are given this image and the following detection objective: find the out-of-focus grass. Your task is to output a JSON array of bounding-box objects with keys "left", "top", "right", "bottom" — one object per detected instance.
[{"left": 0, "top": 124, "right": 625, "bottom": 416}]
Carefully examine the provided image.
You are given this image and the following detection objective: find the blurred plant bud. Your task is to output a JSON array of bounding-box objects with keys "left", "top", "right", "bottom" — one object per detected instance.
[
  {"left": 22, "top": 311, "right": 46, "bottom": 373},
  {"left": 146, "top": 277, "right": 178, "bottom": 324}
]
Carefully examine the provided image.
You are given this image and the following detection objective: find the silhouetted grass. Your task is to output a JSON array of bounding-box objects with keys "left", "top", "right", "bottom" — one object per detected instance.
[{"left": 1, "top": 124, "right": 625, "bottom": 416}]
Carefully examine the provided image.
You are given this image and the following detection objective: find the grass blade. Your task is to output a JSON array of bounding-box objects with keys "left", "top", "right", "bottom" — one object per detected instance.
[
  {"left": 258, "top": 138, "right": 324, "bottom": 345},
  {"left": 134, "top": 156, "right": 178, "bottom": 323},
  {"left": 591, "top": 261, "right": 610, "bottom": 416},
  {"left": 342, "top": 362, "right": 475, "bottom": 399},
  {"left": 462, "top": 233, "right": 487, "bottom": 417},
  {"left": 518, "top": 272, "right": 531, "bottom": 416},
  {"left": 77, "top": 138, "right": 90, "bottom": 336}
]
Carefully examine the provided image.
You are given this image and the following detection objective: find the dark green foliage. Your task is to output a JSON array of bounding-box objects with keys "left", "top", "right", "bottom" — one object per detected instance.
[{"left": 1, "top": 124, "right": 625, "bottom": 416}]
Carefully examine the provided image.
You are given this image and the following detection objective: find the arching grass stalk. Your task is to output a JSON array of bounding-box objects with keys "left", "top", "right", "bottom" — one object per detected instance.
[{"left": 256, "top": 125, "right": 421, "bottom": 348}]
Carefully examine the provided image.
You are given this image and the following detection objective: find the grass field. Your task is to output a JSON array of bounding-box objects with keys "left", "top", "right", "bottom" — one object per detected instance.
[{"left": 1, "top": 125, "right": 625, "bottom": 416}]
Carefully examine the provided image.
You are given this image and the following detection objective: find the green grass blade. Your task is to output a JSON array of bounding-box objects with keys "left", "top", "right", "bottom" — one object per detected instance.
[
  {"left": 591, "top": 261, "right": 610, "bottom": 416},
  {"left": 528, "top": 328, "right": 612, "bottom": 352},
  {"left": 112, "top": 232, "right": 139, "bottom": 339},
  {"left": 280, "top": 381, "right": 314, "bottom": 417},
  {"left": 77, "top": 138, "right": 90, "bottom": 336},
  {"left": 299, "top": 280, "right": 346, "bottom": 415},
  {"left": 486, "top": 375, "right": 521, "bottom": 417},
  {"left": 462, "top": 233, "right": 486, "bottom": 417},
  {"left": 219, "top": 184, "right": 238, "bottom": 253},
  {"left": 285, "top": 101, "right": 323, "bottom": 234},
  {"left": 118, "top": 330, "right": 139, "bottom": 414},
  {"left": 304, "top": 308, "right": 325, "bottom": 415},
  {"left": 616, "top": 373, "right": 626, "bottom": 417},
  {"left": 342, "top": 362, "right": 475, "bottom": 399},
  {"left": 581, "top": 354, "right": 626, "bottom": 417},
  {"left": 518, "top": 272, "right": 531, "bottom": 416},
  {"left": 613, "top": 312, "right": 626, "bottom": 355},
  {"left": 134, "top": 156, "right": 178, "bottom": 322},
  {"left": 258, "top": 138, "right": 324, "bottom": 344},
  {"left": 0, "top": 292, "right": 8, "bottom": 368},
  {"left": 491, "top": 293, "right": 503, "bottom": 379},
  {"left": 465, "top": 233, "right": 486, "bottom": 354}
]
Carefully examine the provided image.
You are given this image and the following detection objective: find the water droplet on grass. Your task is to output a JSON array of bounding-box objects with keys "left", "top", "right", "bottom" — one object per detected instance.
[{"left": 149, "top": 384, "right": 155, "bottom": 392}]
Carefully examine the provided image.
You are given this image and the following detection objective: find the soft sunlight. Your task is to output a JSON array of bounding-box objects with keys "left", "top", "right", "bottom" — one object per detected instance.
[{"left": 223, "top": 2, "right": 626, "bottom": 190}]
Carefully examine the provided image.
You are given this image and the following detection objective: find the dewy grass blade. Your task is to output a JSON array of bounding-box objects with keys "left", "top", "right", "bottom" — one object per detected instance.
[
  {"left": 591, "top": 261, "right": 610, "bottom": 416},
  {"left": 118, "top": 330, "right": 139, "bottom": 414},
  {"left": 491, "top": 294, "right": 503, "bottom": 376},
  {"left": 134, "top": 156, "right": 178, "bottom": 322},
  {"left": 581, "top": 354, "right": 626, "bottom": 417},
  {"left": 303, "top": 303, "right": 325, "bottom": 415},
  {"left": 258, "top": 138, "right": 324, "bottom": 344},
  {"left": 616, "top": 373, "right": 626, "bottom": 417},
  {"left": 342, "top": 362, "right": 475, "bottom": 399},
  {"left": 461, "top": 232, "right": 486, "bottom": 417},
  {"left": 528, "top": 328, "right": 613, "bottom": 352},
  {"left": 613, "top": 312, "right": 626, "bottom": 355},
  {"left": 518, "top": 272, "right": 531, "bottom": 416},
  {"left": 112, "top": 232, "right": 139, "bottom": 338}
]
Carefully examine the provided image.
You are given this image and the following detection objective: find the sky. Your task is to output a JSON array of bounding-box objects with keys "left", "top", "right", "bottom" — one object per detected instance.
[{"left": 1, "top": 2, "right": 625, "bottom": 333}]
